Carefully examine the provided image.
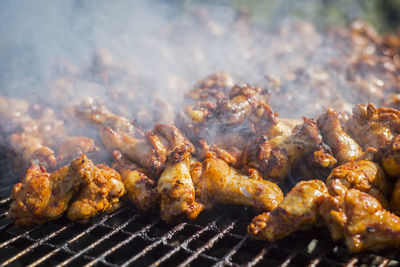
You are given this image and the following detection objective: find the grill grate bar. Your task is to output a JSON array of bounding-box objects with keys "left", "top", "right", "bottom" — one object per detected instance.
[
  {"left": 0, "top": 227, "right": 36, "bottom": 249},
  {"left": 378, "top": 257, "right": 390, "bottom": 267},
  {"left": 120, "top": 222, "right": 187, "bottom": 267},
  {"left": 0, "top": 210, "right": 8, "bottom": 218},
  {"left": 246, "top": 246, "right": 271, "bottom": 266},
  {"left": 85, "top": 219, "right": 158, "bottom": 267},
  {"left": 27, "top": 208, "right": 125, "bottom": 267},
  {"left": 150, "top": 217, "right": 221, "bottom": 267},
  {"left": 213, "top": 235, "right": 248, "bottom": 267},
  {"left": 1, "top": 223, "right": 73, "bottom": 266},
  {"left": 344, "top": 257, "right": 358, "bottom": 267},
  {"left": 278, "top": 251, "right": 296, "bottom": 267},
  {"left": 57, "top": 210, "right": 137, "bottom": 267},
  {"left": 0, "top": 197, "right": 10, "bottom": 204},
  {"left": 177, "top": 221, "right": 236, "bottom": 267},
  {"left": 307, "top": 243, "right": 335, "bottom": 267},
  {"left": 0, "top": 221, "right": 12, "bottom": 232}
]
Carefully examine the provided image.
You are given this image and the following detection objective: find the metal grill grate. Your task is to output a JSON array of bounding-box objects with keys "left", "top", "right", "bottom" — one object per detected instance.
[{"left": 1, "top": 188, "right": 400, "bottom": 267}]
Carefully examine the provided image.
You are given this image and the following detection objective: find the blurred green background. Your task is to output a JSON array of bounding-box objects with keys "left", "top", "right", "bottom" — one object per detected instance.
[{"left": 229, "top": 0, "right": 400, "bottom": 33}]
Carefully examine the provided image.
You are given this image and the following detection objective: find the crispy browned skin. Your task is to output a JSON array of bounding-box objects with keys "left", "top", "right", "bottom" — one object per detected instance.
[
  {"left": 380, "top": 135, "right": 400, "bottom": 178},
  {"left": 157, "top": 149, "right": 204, "bottom": 223},
  {"left": 9, "top": 156, "right": 86, "bottom": 226},
  {"left": 326, "top": 160, "right": 390, "bottom": 208},
  {"left": 191, "top": 157, "right": 283, "bottom": 212},
  {"left": 320, "top": 189, "right": 400, "bottom": 252},
  {"left": 345, "top": 103, "right": 400, "bottom": 149},
  {"left": 67, "top": 161, "right": 125, "bottom": 222},
  {"left": 391, "top": 179, "right": 400, "bottom": 215},
  {"left": 112, "top": 150, "right": 158, "bottom": 211},
  {"left": 240, "top": 118, "right": 336, "bottom": 181},
  {"left": 76, "top": 98, "right": 193, "bottom": 175},
  {"left": 248, "top": 180, "right": 328, "bottom": 241},
  {"left": 9, "top": 154, "right": 125, "bottom": 226},
  {"left": 8, "top": 132, "right": 57, "bottom": 170},
  {"left": 185, "top": 72, "right": 234, "bottom": 102},
  {"left": 317, "top": 108, "right": 363, "bottom": 164}
]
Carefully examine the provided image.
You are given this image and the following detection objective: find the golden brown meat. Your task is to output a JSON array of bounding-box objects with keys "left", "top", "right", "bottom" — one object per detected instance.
[
  {"left": 380, "top": 135, "right": 400, "bottom": 178},
  {"left": 9, "top": 154, "right": 125, "bottom": 226},
  {"left": 185, "top": 72, "right": 234, "bottom": 102},
  {"left": 8, "top": 132, "right": 57, "bottom": 171},
  {"left": 112, "top": 150, "right": 158, "bottom": 211},
  {"left": 317, "top": 108, "right": 363, "bottom": 164},
  {"left": 76, "top": 98, "right": 193, "bottom": 175},
  {"left": 157, "top": 149, "right": 204, "bottom": 223},
  {"left": 345, "top": 103, "right": 400, "bottom": 149},
  {"left": 67, "top": 161, "right": 125, "bottom": 222},
  {"left": 248, "top": 180, "right": 328, "bottom": 241},
  {"left": 391, "top": 179, "right": 400, "bottom": 215},
  {"left": 9, "top": 156, "right": 86, "bottom": 226},
  {"left": 216, "top": 84, "right": 271, "bottom": 126},
  {"left": 325, "top": 160, "right": 390, "bottom": 208},
  {"left": 240, "top": 117, "right": 336, "bottom": 181},
  {"left": 191, "top": 157, "right": 283, "bottom": 212},
  {"left": 320, "top": 189, "right": 400, "bottom": 252}
]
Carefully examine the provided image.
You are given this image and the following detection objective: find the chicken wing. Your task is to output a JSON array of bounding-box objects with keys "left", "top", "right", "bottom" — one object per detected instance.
[
  {"left": 320, "top": 189, "right": 400, "bottom": 252},
  {"left": 76, "top": 98, "right": 193, "bottom": 175},
  {"left": 248, "top": 180, "right": 328, "bottom": 241},
  {"left": 345, "top": 103, "right": 400, "bottom": 149},
  {"left": 9, "top": 154, "right": 125, "bottom": 226},
  {"left": 380, "top": 135, "right": 400, "bottom": 178},
  {"left": 317, "top": 108, "right": 363, "bottom": 164},
  {"left": 67, "top": 161, "right": 125, "bottom": 222},
  {"left": 112, "top": 150, "right": 158, "bottom": 211},
  {"left": 191, "top": 157, "right": 283, "bottom": 212},
  {"left": 239, "top": 117, "right": 336, "bottom": 181},
  {"left": 157, "top": 148, "right": 204, "bottom": 223},
  {"left": 325, "top": 160, "right": 390, "bottom": 208}
]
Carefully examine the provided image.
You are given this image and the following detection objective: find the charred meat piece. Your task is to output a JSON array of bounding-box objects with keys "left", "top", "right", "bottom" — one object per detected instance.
[
  {"left": 248, "top": 180, "right": 328, "bottom": 241},
  {"left": 240, "top": 117, "right": 336, "bottom": 182},
  {"left": 67, "top": 160, "right": 125, "bottom": 222},
  {"left": 185, "top": 72, "right": 234, "bottom": 102},
  {"left": 76, "top": 98, "right": 193, "bottom": 175},
  {"left": 112, "top": 150, "right": 158, "bottom": 211},
  {"left": 157, "top": 149, "right": 204, "bottom": 223},
  {"left": 325, "top": 160, "right": 391, "bottom": 208},
  {"left": 380, "top": 135, "right": 400, "bottom": 178},
  {"left": 320, "top": 189, "right": 400, "bottom": 252},
  {"left": 9, "top": 154, "right": 125, "bottom": 226},
  {"left": 317, "top": 108, "right": 363, "bottom": 164},
  {"left": 345, "top": 103, "right": 400, "bottom": 149},
  {"left": 191, "top": 157, "right": 283, "bottom": 212}
]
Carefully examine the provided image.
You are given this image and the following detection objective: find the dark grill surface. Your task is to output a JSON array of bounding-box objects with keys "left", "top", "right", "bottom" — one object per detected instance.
[{"left": 0, "top": 158, "right": 400, "bottom": 267}]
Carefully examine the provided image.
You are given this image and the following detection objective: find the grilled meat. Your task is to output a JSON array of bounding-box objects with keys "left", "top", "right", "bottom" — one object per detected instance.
[
  {"left": 157, "top": 148, "right": 204, "bottom": 223},
  {"left": 9, "top": 154, "right": 125, "bottom": 226},
  {"left": 112, "top": 150, "right": 158, "bottom": 211},
  {"left": 191, "top": 157, "right": 283, "bottom": 212},
  {"left": 320, "top": 189, "right": 400, "bottom": 252},
  {"left": 248, "top": 180, "right": 328, "bottom": 241},
  {"left": 325, "top": 160, "right": 391, "bottom": 208},
  {"left": 317, "top": 108, "right": 363, "bottom": 164}
]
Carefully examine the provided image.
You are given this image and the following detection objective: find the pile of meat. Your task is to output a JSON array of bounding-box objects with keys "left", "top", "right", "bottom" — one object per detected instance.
[{"left": 3, "top": 20, "right": 400, "bottom": 253}]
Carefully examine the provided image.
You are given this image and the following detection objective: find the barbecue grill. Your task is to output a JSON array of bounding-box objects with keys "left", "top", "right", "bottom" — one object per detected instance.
[{"left": 0, "top": 164, "right": 398, "bottom": 267}]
